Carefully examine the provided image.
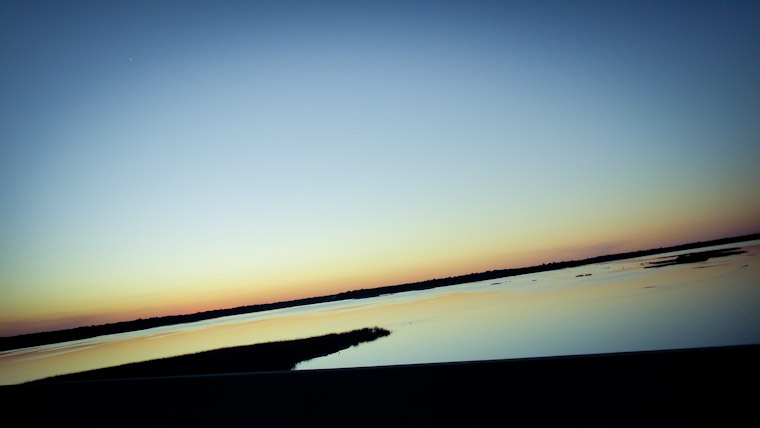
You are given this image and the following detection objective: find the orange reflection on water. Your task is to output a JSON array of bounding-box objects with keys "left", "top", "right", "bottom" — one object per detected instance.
[{"left": 2, "top": 241, "right": 759, "bottom": 385}]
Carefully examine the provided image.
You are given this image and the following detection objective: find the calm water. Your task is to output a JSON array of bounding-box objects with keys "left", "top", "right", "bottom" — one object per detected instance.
[{"left": 2, "top": 240, "right": 759, "bottom": 385}]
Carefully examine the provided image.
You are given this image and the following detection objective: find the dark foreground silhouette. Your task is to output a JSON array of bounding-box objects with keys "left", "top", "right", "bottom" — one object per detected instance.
[
  {"left": 2, "top": 232, "right": 758, "bottom": 352},
  {"left": 33, "top": 327, "right": 390, "bottom": 383},
  {"left": 644, "top": 247, "right": 746, "bottom": 268},
  {"left": 2, "top": 344, "right": 756, "bottom": 426}
]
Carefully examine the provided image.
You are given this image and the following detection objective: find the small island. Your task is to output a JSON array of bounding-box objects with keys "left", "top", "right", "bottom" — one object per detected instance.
[{"left": 644, "top": 247, "right": 746, "bottom": 268}]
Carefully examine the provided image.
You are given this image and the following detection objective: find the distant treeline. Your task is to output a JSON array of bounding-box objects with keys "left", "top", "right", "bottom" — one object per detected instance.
[{"left": 2, "top": 232, "right": 758, "bottom": 352}]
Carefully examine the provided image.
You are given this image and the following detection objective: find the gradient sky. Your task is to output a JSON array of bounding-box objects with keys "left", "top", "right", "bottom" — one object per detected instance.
[{"left": 2, "top": 0, "right": 759, "bottom": 336}]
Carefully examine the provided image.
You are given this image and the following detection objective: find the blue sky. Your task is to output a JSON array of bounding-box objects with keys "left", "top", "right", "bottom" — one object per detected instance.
[{"left": 1, "top": 1, "right": 759, "bottom": 335}]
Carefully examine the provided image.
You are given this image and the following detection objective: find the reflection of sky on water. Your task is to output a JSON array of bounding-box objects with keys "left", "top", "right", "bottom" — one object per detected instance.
[{"left": 1, "top": 241, "right": 759, "bottom": 385}]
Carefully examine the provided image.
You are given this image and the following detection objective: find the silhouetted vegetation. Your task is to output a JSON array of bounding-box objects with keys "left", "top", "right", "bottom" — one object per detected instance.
[
  {"left": 644, "top": 247, "right": 746, "bottom": 268},
  {"left": 1, "top": 232, "right": 757, "bottom": 352},
  {"left": 4, "top": 344, "right": 758, "bottom": 426},
  {"left": 32, "top": 327, "right": 390, "bottom": 383}
]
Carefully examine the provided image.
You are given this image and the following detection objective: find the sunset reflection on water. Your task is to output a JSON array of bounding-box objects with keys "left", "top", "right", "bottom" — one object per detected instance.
[{"left": 2, "top": 241, "right": 758, "bottom": 385}]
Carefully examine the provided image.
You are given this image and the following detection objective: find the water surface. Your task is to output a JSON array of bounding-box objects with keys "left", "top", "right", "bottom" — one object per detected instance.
[{"left": 2, "top": 240, "right": 758, "bottom": 385}]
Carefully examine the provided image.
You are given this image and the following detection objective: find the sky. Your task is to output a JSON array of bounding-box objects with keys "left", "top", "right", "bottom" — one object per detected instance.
[{"left": 1, "top": 0, "right": 759, "bottom": 336}]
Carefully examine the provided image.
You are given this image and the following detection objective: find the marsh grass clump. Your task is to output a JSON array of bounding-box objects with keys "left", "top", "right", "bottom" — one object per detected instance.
[{"left": 34, "top": 327, "right": 391, "bottom": 383}]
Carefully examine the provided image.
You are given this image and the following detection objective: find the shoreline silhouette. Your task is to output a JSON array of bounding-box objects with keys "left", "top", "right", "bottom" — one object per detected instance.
[
  {"left": 3, "top": 343, "right": 757, "bottom": 426},
  {"left": 1, "top": 232, "right": 757, "bottom": 352},
  {"left": 32, "top": 327, "right": 390, "bottom": 383}
]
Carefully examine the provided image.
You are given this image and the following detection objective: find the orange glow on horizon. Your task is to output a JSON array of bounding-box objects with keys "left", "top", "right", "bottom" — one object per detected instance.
[{"left": 4, "top": 226, "right": 758, "bottom": 338}]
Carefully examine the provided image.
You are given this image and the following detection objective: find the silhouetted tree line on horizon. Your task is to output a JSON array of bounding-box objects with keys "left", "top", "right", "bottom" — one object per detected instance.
[{"left": 1, "top": 232, "right": 757, "bottom": 352}]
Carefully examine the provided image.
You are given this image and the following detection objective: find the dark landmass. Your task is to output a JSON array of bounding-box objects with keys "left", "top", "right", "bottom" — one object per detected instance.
[
  {"left": 33, "top": 327, "right": 390, "bottom": 383},
  {"left": 644, "top": 247, "right": 746, "bottom": 268},
  {"left": 2, "top": 344, "right": 757, "bottom": 426},
  {"left": 1, "top": 232, "right": 757, "bottom": 352}
]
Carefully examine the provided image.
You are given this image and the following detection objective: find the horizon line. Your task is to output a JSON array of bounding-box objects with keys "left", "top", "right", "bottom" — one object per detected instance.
[{"left": 1, "top": 231, "right": 758, "bottom": 349}]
